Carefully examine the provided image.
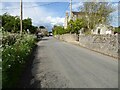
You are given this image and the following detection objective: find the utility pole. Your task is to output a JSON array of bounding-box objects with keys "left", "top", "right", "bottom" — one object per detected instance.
[
  {"left": 70, "top": 0, "right": 72, "bottom": 34},
  {"left": 20, "top": 0, "right": 23, "bottom": 35},
  {"left": 70, "top": 0, "right": 72, "bottom": 20}
]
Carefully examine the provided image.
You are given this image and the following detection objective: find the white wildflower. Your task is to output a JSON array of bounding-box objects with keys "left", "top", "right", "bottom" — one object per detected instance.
[{"left": 8, "top": 65, "right": 11, "bottom": 68}]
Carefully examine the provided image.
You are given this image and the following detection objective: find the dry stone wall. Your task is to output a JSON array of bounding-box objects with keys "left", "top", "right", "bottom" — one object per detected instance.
[
  {"left": 79, "top": 34, "right": 119, "bottom": 58},
  {"left": 54, "top": 34, "right": 119, "bottom": 58},
  {"left": 54, "top": 34, "right": 78, "bottom": 43}
]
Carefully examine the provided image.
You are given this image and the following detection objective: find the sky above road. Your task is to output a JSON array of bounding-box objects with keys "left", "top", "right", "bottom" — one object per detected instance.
[{"left": 0, "top": 0, "right": 119, "bottom": 31}]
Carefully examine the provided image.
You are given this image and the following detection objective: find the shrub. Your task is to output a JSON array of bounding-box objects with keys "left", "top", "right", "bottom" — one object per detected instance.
[
  {"left": 2, "top": 33, "right": 36, "bottom": 88},
  {"left": 52, "top": 26, "right": 65, "bottom": 35}
]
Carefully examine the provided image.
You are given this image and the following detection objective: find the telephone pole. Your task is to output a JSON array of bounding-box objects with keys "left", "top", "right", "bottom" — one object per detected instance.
[
  {"left": 70, "top": 0, "right": 72, "bottom": 20},
  {"left": 20, "top": 0, "right": 23, "bottom": 35}
]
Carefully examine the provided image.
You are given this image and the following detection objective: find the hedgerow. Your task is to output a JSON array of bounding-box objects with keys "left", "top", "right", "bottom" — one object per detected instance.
[{"left": 2, "top": 33, "right": 36, "bottom": 88}]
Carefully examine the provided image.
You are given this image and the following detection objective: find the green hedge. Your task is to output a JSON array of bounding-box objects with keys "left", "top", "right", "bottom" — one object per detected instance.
[{"left": 2, "top": 33, "right": 36, "bottom": 88}]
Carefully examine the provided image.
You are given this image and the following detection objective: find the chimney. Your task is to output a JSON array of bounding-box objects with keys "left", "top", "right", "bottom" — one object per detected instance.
[{"left": 66, "top": 12, "right": 68, "bottom": 17}]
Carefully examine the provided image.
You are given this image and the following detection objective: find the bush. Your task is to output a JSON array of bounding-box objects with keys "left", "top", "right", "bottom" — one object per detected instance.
[
  {"left": 52, "top": 26, "right": 65, "bottom": 35},
  {"left": 2, "top": 33, "right": 36, "bottom": 88}
]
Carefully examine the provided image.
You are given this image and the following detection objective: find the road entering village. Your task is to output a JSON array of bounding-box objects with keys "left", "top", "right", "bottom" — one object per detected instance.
[{"left": 20, "top": 36, "right": 118, "bottom": 88}]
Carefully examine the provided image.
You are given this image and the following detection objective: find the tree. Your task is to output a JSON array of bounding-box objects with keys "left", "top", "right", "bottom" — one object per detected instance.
[
  {"left": 73, "top": 19, "right": 85, "bottom": 34},
  {"left": 52, "top": 25, "right": 65, "bottom": 35},
  {"left": 81, "top": 2, "right": 115, "bottom": 32},
  {"left": 2, "top": 13, "right": 17, "bottom": 32},
  {"left": 67, "top": 19, "right": 85, "bottom": 34},
  {"left": 30, "top": 26, "right": 37, "bottom": 34},
  {"left": 1, "top": 13, "right": 37, "bottom": 34},
  {"left": 114, "top": 26, "right": 120, "bottom": 33},
  {"left": 23, "top": 18, "right": 32, "bottom": 31},
  {"left": 67, "top": 20, "right": 74, "bottom": 33}
]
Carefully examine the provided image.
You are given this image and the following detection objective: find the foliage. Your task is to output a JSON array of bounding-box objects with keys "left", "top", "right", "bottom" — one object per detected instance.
[
  {"left": 52, "top": 25, "right": 65, "bottom": 35},
  {"left": 1, "top": 13, "right": 37, "bottom": 34},
  {"left": 2, "top": 32, "right": 20, "bottom": 47},
  {"left": 2, "top": 33, "right": 36, "bottom": 88},
  {"left": 52, "top": 18, "right": 85, "bottom": 35},
  {"left": 81, "top": 2, "right": 115, "bottom": 32},
  {"left": 114, "top": 26, "right": 120, "bottom": 33},
  {"left": 67, "top": 19, "right": 85, "bottom": 34},
  {"left": 22, "top": 18, "right": 32, "bottom": 31}
]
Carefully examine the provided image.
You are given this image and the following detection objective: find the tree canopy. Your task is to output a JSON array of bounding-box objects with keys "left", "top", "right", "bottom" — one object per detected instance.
[
  {"left": 1, "top": 13, "right": 37, "bottom": 34},
  {"left": 81, "top": 2, "right": 115, "bottom": 31}
]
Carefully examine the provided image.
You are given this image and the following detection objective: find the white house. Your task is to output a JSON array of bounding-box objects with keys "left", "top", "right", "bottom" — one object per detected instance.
[{"left": 92, "top": 24, "right": 114, "bottom": 35}]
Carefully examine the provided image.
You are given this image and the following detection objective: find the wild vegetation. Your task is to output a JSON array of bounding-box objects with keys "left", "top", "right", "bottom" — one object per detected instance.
[{"left": 1, "top": 13, "right": 38, "bottom": 88}]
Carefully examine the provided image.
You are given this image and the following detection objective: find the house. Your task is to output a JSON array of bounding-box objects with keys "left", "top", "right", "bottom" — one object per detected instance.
[
  {"left": 64, "top": 11, "right": 85, "bottom": 29},
  {"left": 64, "top": 0, "right": 112, "bottom": 35},
  {"left": 91, "top": 24, "right": 114, "bottom": 35},
  {"left": 64, "top": 12, "right": 69, "bottom": 29},
  {"left": 64, "top": 0, "right": 89, "bottom": 29},
  {"left": 71, "top": 11, "right": 85, "bottom": 21}
]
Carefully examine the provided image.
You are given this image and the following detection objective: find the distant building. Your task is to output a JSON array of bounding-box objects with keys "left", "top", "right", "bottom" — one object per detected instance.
[
  {"left": 71, "top": 11, "right": 85, "bottom": 21},
  {"left": 64, "top": 0, "right": 86, "bottom": 29},
  {"left": 64, "top": 12, "right": 69, "bottom": 29},
  {"left": 64, "top": 11, "right": 86, "bottom": 29}
]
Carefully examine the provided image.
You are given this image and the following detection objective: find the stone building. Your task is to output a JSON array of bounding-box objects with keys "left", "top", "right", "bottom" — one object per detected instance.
[
  {"left": 71, "top": 11, "right": 85, "bottom": 21},
  {"left": 64, "top": 11, "right": 85, "bottom": 29},
  {"left": 64, "top": 12, "right": 69, "bottom": 29}
]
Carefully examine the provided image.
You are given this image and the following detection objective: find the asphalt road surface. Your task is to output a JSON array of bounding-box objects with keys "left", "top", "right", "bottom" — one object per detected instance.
[{"left": 21, "top": 36, "right": 118, "bottom": 88}]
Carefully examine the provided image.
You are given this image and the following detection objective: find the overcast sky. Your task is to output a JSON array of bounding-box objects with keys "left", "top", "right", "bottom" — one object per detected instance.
[{"left": 0, "top": 0, "right": 119, "bottom": 31}]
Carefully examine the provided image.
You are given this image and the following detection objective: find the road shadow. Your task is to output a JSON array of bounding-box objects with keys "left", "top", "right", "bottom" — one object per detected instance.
[
  {"left": 17, "top": 44, "right": 41, "bottom": 88},
  {"left": 41, "top": 38, "right": 49, "bottom": 41},
  {"left": 36, "top": 37, "right": 49, "bottom": 42}
]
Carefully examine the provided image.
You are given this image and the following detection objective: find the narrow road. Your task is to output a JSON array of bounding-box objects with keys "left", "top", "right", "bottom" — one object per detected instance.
[{"left": 20, "top": 37, "right": 118, "bottom": 88}]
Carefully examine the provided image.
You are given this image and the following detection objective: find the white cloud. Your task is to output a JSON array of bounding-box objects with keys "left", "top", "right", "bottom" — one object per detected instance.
[{"left": 46, "top": 16, "right": 64, "bottom": 25}]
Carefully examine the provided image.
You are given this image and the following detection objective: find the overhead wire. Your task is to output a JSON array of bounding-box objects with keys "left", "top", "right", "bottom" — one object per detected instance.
[
  {"left": 29, "top": 2, "right": 41, "bottom": 26},
  {"left": 1, "top": 2, "right": 59, "bottom": 11},
  {"left": 60, "top": 2, "right": 70, "bottom": 18},
  {"left": 2, "top": 2, "right": 70, "bottom": 29},
  {"left": 2, "top": 2, "right": 70, "bottom": 18}
]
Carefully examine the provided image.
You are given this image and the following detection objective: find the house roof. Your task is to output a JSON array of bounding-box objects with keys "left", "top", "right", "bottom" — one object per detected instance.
[
  {"left": 72, "top": 11, "right": 100, "bottom": 16},
  {"left": 72, "top": 11, "right": 86, "bottom": 15}
]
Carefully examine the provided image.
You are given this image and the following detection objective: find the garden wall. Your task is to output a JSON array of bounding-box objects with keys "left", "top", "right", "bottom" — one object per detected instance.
[
  {"left": 54, "top": 34, "right": 119, "bottom": 58},
  {"left": 54, "top": 34, "right": 78, "bottom": 43},
  {"left": 79, "top": 34, "right": 119, "bottom": 58}
]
